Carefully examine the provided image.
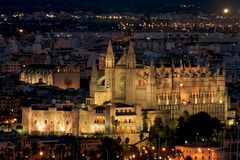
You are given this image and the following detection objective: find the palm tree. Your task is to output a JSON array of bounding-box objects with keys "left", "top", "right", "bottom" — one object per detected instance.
[
  {"left": 125, "top": 137, "right": 130, "bottom": 145},
  {"left": 112, "top": 116, "right": 120, "bottom": 135}
]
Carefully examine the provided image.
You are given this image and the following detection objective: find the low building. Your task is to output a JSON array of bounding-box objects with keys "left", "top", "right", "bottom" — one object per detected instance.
[
  {"left": 223, "top": 139, "right": 240, "bottom": 160},
  {"left": 22, "top": 103, "right": 81, "bottom": 136},
  {"left": 176, "top": 145, "right": 221, "bottom": 160},
  {"left": 79, "top": 138, "right": 102, "bottom": 153},
  {"left": 0, "top": 95, "right": 20, "bottom": 111},
  {"left": 22, "top": 102, "right": 170, "bottom": 144},
  {"left": 20, "top": 65, "right": 80, "bottom": 89},
  {"left": 18, "top": 136, "right": 102, "bottom": 159},
  {"left": 3, "top": 58, "right": 20, "bottom": 73}
]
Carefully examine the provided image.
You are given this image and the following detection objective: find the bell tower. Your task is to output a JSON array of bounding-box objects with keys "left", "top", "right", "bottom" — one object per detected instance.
[
  {"left": 126, "top": 41, "right": 136, "bottom": 69},
  {"left": 105, "top": 40, "right": 115, "bottom": 68},
  {"left": 90, "top": 62, "right": 98, "bottom": 97},
  {"left": 126, "top": 41, "right": 137, "bottom": 104},
  {"left": 105, "top": 40, "right": 115, "bottom": 102}
]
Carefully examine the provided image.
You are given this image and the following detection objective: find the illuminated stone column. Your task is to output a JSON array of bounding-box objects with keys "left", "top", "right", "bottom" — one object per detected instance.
[{"left": 22, "top": 107, "right": 31, "bottom": 134}]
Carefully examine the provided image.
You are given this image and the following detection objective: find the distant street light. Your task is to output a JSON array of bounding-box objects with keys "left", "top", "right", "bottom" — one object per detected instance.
[
  {"left": 223, "top": 8, "right": 230, "bottom": 14},
  {"left": 39, "top": 151, "right": 43, "bottom": 156},
  {"left": 18, "top": 29, "right": 24, "bottom": 33}
]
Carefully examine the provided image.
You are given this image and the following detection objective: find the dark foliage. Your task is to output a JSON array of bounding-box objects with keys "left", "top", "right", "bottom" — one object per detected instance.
[{"left": 176, "top": 112, "right": 222, "bottom": 145}]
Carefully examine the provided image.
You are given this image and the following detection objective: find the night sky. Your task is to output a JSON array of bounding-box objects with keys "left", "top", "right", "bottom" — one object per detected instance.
[{"left": 0, "top": 0, "right": 239, "bottom": 13}]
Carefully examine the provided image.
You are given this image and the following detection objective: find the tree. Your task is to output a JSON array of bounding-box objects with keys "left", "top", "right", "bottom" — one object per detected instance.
[
  {"left": 101, "top": 137, "right": 123, "bottom": 160},
  {"left": 117, "top": 136, "right": 122, "bottom": 144},
  {"left": 139, "top": 132, "right": 144, "bottom": 141},
  {"left": 112, "top": 116, "right": 120, "bottom": 134},
  {"left": 142, "top": 111, "right": 148, "bottom": 132},
  {"left": 149, "top": 116, "right": 164, "bottom": 140},
  {"left": 125, "top": 137, "right": 130, "bottom": 145},
  {"left": 176, "top": 112, "right": 222, "bottom": 144},
  {"left": 183, "top": 110, "right": 190, "bottom": 120}
]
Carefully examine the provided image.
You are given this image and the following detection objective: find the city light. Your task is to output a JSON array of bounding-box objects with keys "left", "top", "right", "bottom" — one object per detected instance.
[
  {"left": 39, "top": 151, "right": 44, "bottom": 156},
  {"left": 18, "top": 29, "right": 24, "bottom": 33},
  {"left": 223, "top": 8, "right": 230, "bottom": 14}
]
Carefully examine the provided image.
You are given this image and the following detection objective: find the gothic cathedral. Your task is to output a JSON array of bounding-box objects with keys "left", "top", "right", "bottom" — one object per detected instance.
[{"left": 89, "top": 41, "right": 228, "bottom": 121}]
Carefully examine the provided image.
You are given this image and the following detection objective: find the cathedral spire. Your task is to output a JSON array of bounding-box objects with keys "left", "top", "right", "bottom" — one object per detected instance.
[
  {"left": 90, "top": 61, "right": 98, "bottom": 97},
  {"left": 123, "top": 47, "right": 127, "bottom": 55},
  {"left": 128, "top": 41, "right": 135, "bottom": 55},
  {"left": 171, "top": 59, "right": 175, "bottom": 69},
  {"left": 107, "top": 40, "right": 114, "bottom": 55},
  {"left": 127, "top": 41, "right": 136, "bottom": 68},
  {"left": 91, "top": 61, "right": 98, "bottom": 80},
  {"left": 180, "top": 59, "right": 183, "bottom": 69},
  {"left": 197, "top": 60, "right": 201, "bottom": 71},
  {"left": 105, "top": 40, "right": 115, "bottom": 68},
  {"left": 188, "top": 58, "right": 191, "bottom": 68}
]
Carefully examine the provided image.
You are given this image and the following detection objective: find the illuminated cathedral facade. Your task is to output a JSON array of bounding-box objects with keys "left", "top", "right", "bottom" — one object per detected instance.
[{"left": 88, "top": 41, "right": 228, "bottom": 121}]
